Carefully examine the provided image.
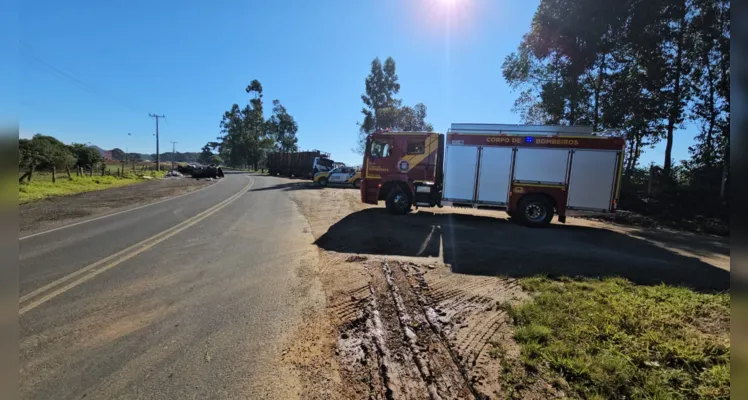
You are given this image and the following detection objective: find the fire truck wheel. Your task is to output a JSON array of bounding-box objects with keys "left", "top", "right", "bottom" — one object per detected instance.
[
  {"left": 386, "top": 187, "right": 412, "bottom": 215},
  {"left": 318, "top": 177, "right": 328, "bottom": 187},
  {"left": 517, "top": 195, "right": 554, "bottom": 227}
]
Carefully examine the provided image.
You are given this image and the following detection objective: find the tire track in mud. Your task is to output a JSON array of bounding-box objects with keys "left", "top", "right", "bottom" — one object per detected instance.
[
  {"left": 336, "top": 259, "right": 478, "bottom": 399},
  {"left": 286, "top": 186, "right": 535, "bottom": 399},
  {"left": 331, "top": 257, "right": 531, "bottom": 399},
  {"left": 400, "top": 263, "right": 530, "bottom": 398}
]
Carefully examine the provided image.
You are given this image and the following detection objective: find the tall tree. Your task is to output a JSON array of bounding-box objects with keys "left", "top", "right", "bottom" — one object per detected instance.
[
  {"left": 501, "top": 0, "right": 727, "bottom": 179},
  {"left": 357, "top": 57, "right": 402, "bottom": 153},
  {"left": 216, "top": 80, "right": 276, "bottom": 169},
  {"left": 267, "top": 99, "right": 299, "bottom": 152},
  {"left": 357, "top": 57, "right": 433, "bottom": 153},
  {"left": 660, "top": 0, "right": 694, "bottom": 176},
  {"left": 682, "top": 0, "right": 730, "bottom": 196},
  {"left": 393, "top": 103, "right": 434, "bottom": 132}
]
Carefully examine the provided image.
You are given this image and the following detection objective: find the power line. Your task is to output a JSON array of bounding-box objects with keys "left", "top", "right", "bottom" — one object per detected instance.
[{"left": 20, "top": 41, "right": 147, "bottom": 114}]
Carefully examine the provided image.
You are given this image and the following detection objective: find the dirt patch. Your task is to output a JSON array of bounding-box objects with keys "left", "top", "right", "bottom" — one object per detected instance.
[
  {"left": 19, "top": 177, "right": 214, "bottom": 236},
  {"left": 280, "top": 179, "right": 729, "bottom": 399},
  {"left": 284, "top": 182, "right": 546, "bottom": 398}
]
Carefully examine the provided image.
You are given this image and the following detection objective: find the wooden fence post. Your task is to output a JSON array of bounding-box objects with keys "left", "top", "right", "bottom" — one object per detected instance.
[
  {"left": 66, "top": 166, "right": 72, "bottom": 180},
  {"left": 51, "top": 166, "right": 56, "bottom": 183}
]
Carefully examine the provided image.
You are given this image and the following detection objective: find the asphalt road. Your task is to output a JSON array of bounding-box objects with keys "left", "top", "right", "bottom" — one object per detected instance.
[{"left": 19, "top": 173, "right": 322, "bottom": 399}]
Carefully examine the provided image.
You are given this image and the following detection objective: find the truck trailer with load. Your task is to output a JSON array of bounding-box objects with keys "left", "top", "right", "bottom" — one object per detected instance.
[
  {"left": 267, "top": 150, "right": 334, "bottom": 179},
  {"left": 360, "top": 123, "right": 626, "bottom": 227}
]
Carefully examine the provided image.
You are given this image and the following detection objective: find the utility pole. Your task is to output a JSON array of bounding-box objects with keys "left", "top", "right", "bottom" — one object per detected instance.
[
  {"left": 149, "top": 113, "right": 165, "bottom": 170},
  {"left": 170, "top": 141, "right": 178, "bottom": 171}
]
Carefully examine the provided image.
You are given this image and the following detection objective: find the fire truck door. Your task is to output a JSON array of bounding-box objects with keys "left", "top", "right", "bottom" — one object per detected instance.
[
  {"left": 567, "top": 150, "right": 618, "bottom": 211},
  {"left": 443, "top": 145, "right": 479, "bottom": 202},
  {"left": 477, "top": 147, "right": 513, "bottom": 204}
]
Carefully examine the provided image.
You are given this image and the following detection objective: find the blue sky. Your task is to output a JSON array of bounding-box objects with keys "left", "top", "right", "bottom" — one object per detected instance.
[{"left": 20, "top": 0, "right": 695, "bottom": 166}]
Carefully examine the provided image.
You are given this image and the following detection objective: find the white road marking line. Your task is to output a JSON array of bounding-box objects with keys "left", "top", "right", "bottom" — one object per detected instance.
[
  {"left": 19, "top": 177, "right": 254, "bottom": 315},
  {"left": 19, "top": 177, "right": 228, "bottom": 241}
]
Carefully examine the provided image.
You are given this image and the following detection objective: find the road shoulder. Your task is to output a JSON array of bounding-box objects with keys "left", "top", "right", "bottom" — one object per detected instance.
[{"left": 19, "top": 177, "right": 215, "bottom": 237}]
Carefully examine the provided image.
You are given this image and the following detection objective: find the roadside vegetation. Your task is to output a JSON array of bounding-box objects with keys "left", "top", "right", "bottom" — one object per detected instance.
[
  {"left": 503, "top": 0, "right": 730, "bottom": 236},
  {"left": 18, "top": 134, "right": 171, "bottom": 204},
  {"left": 200, "top": 80, "right": 300, "bottom": 171},
  {"left": 503, "top": 277, "right": 730, "bottom": 399},
  {"left": 19, "top": 171, "right": 165, "bottom": 204}
]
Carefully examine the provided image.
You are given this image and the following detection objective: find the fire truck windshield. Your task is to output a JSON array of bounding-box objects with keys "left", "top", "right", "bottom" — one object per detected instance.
[{"left": 369, "top": 139, "right": 390, "bottom": 159}]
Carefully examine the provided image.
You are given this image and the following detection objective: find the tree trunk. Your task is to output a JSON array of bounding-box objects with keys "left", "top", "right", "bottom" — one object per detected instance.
[
  {"left": 720, "top": 158, "right": 728, "bottom": 200},
  {"left": 664, "top": 15, "right": 686, "bottom": 176},
  {"left": 704, "top": 56, "right": 717, "bottom": 165},
  {"left": 568, "top": 77, "right": 577, "bottom": 125},
  {"left": 52, "top": 166, "right": 56, "bottom": 183},
  {"left": 66, "top": 166, "right": 72, "bottom": 180},
  {"left": 593, "top": 54, "right": 606, "bottom": 131},
  {"left": 28, "top": 165, "right": 35, "bottom": 182},
  {"left": 647, "top": 164, "right": 654, "bottom": 197},
  {"left": 18, "top": 171, "right": 30, "bottom": 183},
  {"left": 633, "top": 137, "right": 641, "bottom": 171},
  {"left": 89, "top": 166, "right": 94, "bottom": 177}
]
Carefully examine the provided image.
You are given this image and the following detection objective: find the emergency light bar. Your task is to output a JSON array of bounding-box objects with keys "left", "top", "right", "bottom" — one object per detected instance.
[{"left": 449, "top": 123, "right": 594, "bottom": 136}]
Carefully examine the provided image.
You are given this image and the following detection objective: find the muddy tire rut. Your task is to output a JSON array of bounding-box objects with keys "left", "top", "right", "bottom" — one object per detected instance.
[
  {"left": 287, "top": 184, "right": 537, "bottom": 399},
  {"left": 337, "top": 259, "right": 478, "bottom": 399}
]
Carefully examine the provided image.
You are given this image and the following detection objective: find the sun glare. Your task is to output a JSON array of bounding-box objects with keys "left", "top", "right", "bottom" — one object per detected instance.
[{"left": 411, "top": 0, "right": 476, "bottom": 36}]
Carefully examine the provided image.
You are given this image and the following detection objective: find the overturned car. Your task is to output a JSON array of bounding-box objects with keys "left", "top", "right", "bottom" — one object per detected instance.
[{"left": 176, "top": 164, "right": 224, "bottom": 179}]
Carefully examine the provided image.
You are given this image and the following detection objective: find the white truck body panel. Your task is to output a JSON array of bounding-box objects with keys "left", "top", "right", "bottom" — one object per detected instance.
[
  {"left": 513, "top": 148, "right": 570, "bottom": 184},
  {"left": 476, "top": 146, "right": 513, "bottom": 204},
  {"left": 441, "top": 124, "right": 621, "bottom": 213},
  {"left": 567, "top": 150, "right": 619, "bottom": 211},
  {"left": 443, "top": 145, "right": 479, "bottom": 202}
]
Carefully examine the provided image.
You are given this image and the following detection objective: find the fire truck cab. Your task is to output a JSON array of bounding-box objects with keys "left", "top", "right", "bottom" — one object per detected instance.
[{"left": 361, "top": 124, "right": 626, "bottom": 227}]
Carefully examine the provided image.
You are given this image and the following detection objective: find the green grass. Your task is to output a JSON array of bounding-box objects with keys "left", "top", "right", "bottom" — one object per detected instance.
[
  {"left": 506, "top": 277, "right": 730, "bottom": 400},
  {"left": 19, "top": 171, "right": 165, "bottom": 204}
]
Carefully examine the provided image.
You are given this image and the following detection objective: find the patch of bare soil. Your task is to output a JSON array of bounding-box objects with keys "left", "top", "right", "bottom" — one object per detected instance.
[
  {"left": 282, "top": 179, "right": 729, "bottom": 399},
  {"left": 285, "top": 182, "right": 553, "bottom": 399},
  {"left": 19, "top": 177, "right": 214, "bottom": 235}
]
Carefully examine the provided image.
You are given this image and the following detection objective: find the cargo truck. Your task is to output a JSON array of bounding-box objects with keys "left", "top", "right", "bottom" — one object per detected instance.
[
  {"left": 360, "top": 123, "right": 626, "bottom": 227},
  {"left": 267, "top": 150, "right": 334, "bottom": 179}
]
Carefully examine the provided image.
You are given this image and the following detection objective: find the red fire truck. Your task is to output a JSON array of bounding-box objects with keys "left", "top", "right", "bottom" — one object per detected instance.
[{"left": 360, "top": 123, "right": 626, "bottom": 227}]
